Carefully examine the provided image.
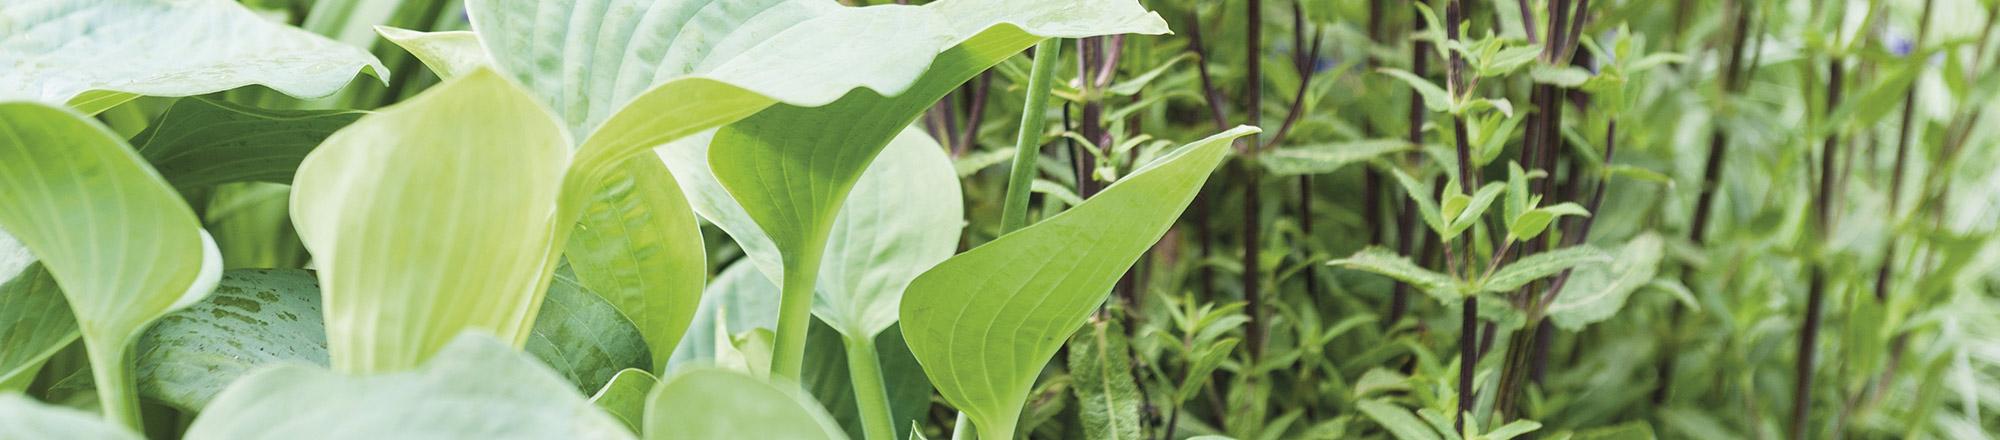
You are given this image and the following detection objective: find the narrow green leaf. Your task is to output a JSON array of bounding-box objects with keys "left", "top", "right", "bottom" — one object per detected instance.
[
  {"left": 1357, "top": 399, "right": 1443, "bottom": 440},
  {"left": 0, "top": 394, "right": 142, "bottom": 440},
  {"left": 0, "top": 101, "right": 224, "bottom": 427},
  {"left": 1379, "top": 68, "right": 1452, "bottom": 112},
  {"left": 290, "top": 70, "right": 570, "bottom": 373},
  {"left": 1329, "top": 247, "right": 1463, "bottom": 303},
  {"left": 1387, "top": 167, "right": 1448, "bottom": 237},
  {"left": 1446, "top": 182, "right": 1506, "bottom": 240},
  {"left": 0, "top": 263, "right": 77, "bottom": 392},
  {"left": 1482, "top": 246, "right": 1611, "bottom": 293},
  {"left": 1067, "top": 319, "right": 1143, "bottom": 440},
  {"left": 1529, "top": 65, "right": 1593, "bottom": 87},
  {"left": 591, "top": 369, "right": 660, "bottom": 434},
  {"left": 1484, "top": 420, "right": 1542, "bottom": 440},
  {"left": 644, "top": 369, "right": 848, "bottom": 440},
  {"left": 0, "top": 0, "right": 385, "bottom": 107},
  {"left": 566, "top": 154, "right": 706, "bottom": 372},
  {"left": 1546, "top": 234, "right": 1665, "bottom": 330},
  {"left": 902, "top": 126, "right": 1255, "bottom": 440},
  {"left": 185, "top": 334, "right": 634, "bottom": 440},
  {"left": 1257, "top": 140, "right": 1411, "bottom": 177},
  {"left": 129, "top": 98, "right": 364, "bottom": 189}
]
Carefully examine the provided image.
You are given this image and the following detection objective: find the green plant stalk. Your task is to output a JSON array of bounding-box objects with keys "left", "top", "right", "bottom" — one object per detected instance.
[
  {"left": 84, "top": 336, "right": 142, "bottom": 431},
  {"left": 844, "top": 334, "right": 897, "bottom": 440},
  {"left": 1000, "top": 40, "right": 1064, "bottom": 233},
  {"left": 771, "top": 249, "right": 824, "bottom": 383},
  {"left": 952, "top": 413, "right": 976, "bottom": 440}
]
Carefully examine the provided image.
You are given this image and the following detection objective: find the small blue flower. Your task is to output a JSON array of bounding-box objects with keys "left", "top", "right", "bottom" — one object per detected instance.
[{"left": 1889, "top": 34, "right": 1914, "bottom": 57}]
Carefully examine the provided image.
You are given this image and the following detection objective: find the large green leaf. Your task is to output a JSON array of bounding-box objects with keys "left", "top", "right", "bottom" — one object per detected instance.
[
  {"left": 1548, "top": 234, "right": 1666, "bottom": 330},
  {"left": 130, "top": 98, "right": 364, "bottom": 189},
  {"left": 644, "top": 369, "right": 847, "bottom": 440},
  {"left": 565, "top": 155, "right": 706, "bottom": 373},
  {"left": 900, "top": 127, "right": 1256, "bottom": 440},
  {"left": 290, "top": 70, "right": 569, "bottom": 373},
  {"left": 183, "top": 334, "right": 634, "bottom": 440},
  {"left": 0, "top": 264, "right": 76, "bottom": 392},
  {"left": 664, "top": 128, "right": 961, "bottom": 339},
  {"left": 0, "top": 394, "right": 142, "bottom": 440},
  {"left": 591, "top": 368, "right": 659, "bottom": 434},
  {"left": 0, "top": 0, "right": 386, "bottom": 110},
  {"left": 0, "top": 101, "right": 223, "bottom": 427},
  {"left": 130, "top": 268, "right": 651, "bottom": 411}
]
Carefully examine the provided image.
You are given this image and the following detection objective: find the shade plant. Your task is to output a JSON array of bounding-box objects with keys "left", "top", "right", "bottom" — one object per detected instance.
[{"left": 7, "top": 0, "right": 2000, "bottom": 439}]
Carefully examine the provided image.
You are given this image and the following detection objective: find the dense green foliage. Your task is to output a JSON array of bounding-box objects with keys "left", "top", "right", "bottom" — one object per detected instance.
[{"left": 3, "top": 0, "right": 2000, "bottom": 439}]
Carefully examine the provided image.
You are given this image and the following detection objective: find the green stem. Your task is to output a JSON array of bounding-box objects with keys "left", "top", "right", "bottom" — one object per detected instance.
[
  {"left": 845, "top": 334, "right": 897, "bottom": 440},
  {"left": 85, "top": 336, "right": 142, "bottom": 431},
  {"left": 951, "top": 412, "right": 977, "bottom": 440},
  {"left": 1000, "top": 39, "right": 1064, "bottom": 234},
  {"left": 770, "top": 251, "right": 823, "bottom": 383}
]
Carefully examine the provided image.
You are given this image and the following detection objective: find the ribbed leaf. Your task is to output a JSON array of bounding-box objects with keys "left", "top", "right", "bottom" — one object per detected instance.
[
  {"left": 130, "top": 98, "right": 364, "bottom": 189},
  {"left": 901, "top": 127, "right": 1255, "bottom": 440},
  {"left": 289, "top": 70, "right": 570, "bottom": 373},
  {"left": 184, "top": 334, "right": 634, "bottom": 440},
  {"left": 1548, "top": 234, "right": 1665, "bottom": 330},
  {"left": 566, "top": 154, "right": 706, "bottom": 372},
  {"left": 644, "top": 369, "right": 847, "bottom": 440},
  {"left": 0, "top": 394, "right": 141, "bottom": 440},
  {"left": 0, "top": 101, "right": 223, "bottom": 426},
  {"left": 374, "top": 27, "right": 490, "bottom": 79},
  {"left": 1329, "top": 247, "right": 1464, "bottom": 303},
  {"left": 0, "top": 0, "right": 385, "bottom": 109}
]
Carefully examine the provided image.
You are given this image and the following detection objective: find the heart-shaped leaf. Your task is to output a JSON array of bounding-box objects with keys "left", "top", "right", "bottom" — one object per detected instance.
[{"left": 901, "top": 126, "right": 1255, "bottom": 440}]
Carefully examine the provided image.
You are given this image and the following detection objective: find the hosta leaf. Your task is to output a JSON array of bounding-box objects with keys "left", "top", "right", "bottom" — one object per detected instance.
[
  {"left": 1548, "top": 234, "right": 1665, "bottom": 330},
  {"left": 901, "top": 126, "right": 1254, "bottom": 440},
  {"left": 566, "top": 154, "right": 706, "bottom": 372},
  {"left": 0, "top": 101, "right": 223, "bottom": 426},
  {"left": 131, "top": 268, "right": 650, "bottom": 411},
  {"left": 0, "top": 394, "right": 142, "bottom": 440},
  {"left": 0, "top": 264, "right": 76, "bottom": 392},
  {"left": 130, "top": 98, "right": 364, "bottom": 189},
  {"left": 0, "top": 0, "right": 385, "bottom": 109},
  {"left": 1481, "top": 246, "right": 1610, "bottom": 293},
  {"left": 1067, "top": 319, "right": 1143, "bottom": 440},
  {"left": 374, "top": 27, "right": 491, "bottom": 80},
  {"left": 184, "top": 334, "right": 634, "bottom": 440},
  {"left": 701, "top": 0, "right": 1165, "bottom": 380},
  {"left": 668, "top": 260, "right": 783, "bottom": 367},
  {"left": 644, "top": 369, "right": 848, "bottom": 440},
  {"left": 1256, "top": 140, "right": 1410, "bottom": 177},
  {"left": 290, "top": 70, "right": 569, "bottom": 373},
  {"left": 591, "top": 369, "right": 659, "bottom": 434},
  {"left": 1329, "top": 247, "right": 1463, "bottom": 303},
  {"left": 812, "top": 129, "right": 962, "bottom": 338}
]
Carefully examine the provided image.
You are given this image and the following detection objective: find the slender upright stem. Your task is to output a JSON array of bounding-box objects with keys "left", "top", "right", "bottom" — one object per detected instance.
[
  {"left": 1443, "top": 0, "right": 1479, "bottom": 431},
  {"left": 1243, "top": 0, "right": 1268, "bottom": 361},
  {"left": 845, "top": 335, "right": 897, "bottom": 440},
  {"left": 1000, "top": 40, "right": 1064, "bottom": 233},
  {"left": 1792, "top": 54, "right": 1845, "bottom": 440},
  {"left": 951, "top": 413, "right": 977, "bottom": 440},
  {"left": 86, "top": 338, "right": 143, "bottom": 431},
  {"left": 771, "top": 251, "right": 824, "bottom": 383}
]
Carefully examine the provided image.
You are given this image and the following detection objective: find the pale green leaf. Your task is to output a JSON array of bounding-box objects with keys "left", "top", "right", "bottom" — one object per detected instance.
[
  {"left": 1257, "top": 140, "right": 1411, "bottom": 176},
  {"left": 1329, "top": 247, "right": 1464, "bottom": 303},
  {"left": 566, "top": 154, "right": 706, "bottom": 372},
  {"left": 813, "top": 129, "right": 963, "bottom": 338},
  {"left": 184, "top": 334, "right": 634, "bottom": 440},
  {"left": 1482, "top": 246, "right": 1611, "bottom": 293},
  {"left": 1387, "top": 167, "right": 1448, "bottom": 236},
  {"left": 0, "top": 394, "right": 142, "bottom": 440},
  {"left": 130, "top": 98, "right": 363, "bottom": 189},
  {"left": 902, "top": 126, "right": 1255, "bottom": 440},
  {"left": 1358, "top": 399, "right": 1443, "bottom": 440},
  {"left": 667, "top": 261, "right": 783, "bottom": 367},
  {"left": 0, "top": 264, "right": 76, "bottom": 392},
  {"left": 290, "top": 70, "right": 570, "bottom": 373},
  {"left": 590, "top": 369, "right": 660, "bottom": 434},
  {"left": 644, "top": 369, "right": 848, "bottom": 440},
  {"left": 0, "top": 101, "right": 224, "bottom": 425},
  {"left": 374, "top": 27, "right": 492, "bottom": 80},
  {"left": 1379, "top": 68, "right": 1451, "bottom": 112},
  {"left": 1446, "top": 182, "right": 1506, "bottom": 240},
  {"left": 0, "top": 0, "right": 385, "bottom": 107},
  {"left": 1067, "top": 320, "right": 1143, "bottom": 440},
  {"left": 1529, "top": 65, "right": 1593, "bottom": 87},
  {"left": 1484, "top": 420, "right": 1542, "bottom": 440},
  {"left": 1548, "top": 234, "right": 1665, "bottom": 330}
]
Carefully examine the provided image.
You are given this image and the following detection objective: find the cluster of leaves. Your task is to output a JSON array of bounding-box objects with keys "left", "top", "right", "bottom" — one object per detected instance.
[{"left": 6, "top": 0, "right": 2000, "bottom": 439}]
